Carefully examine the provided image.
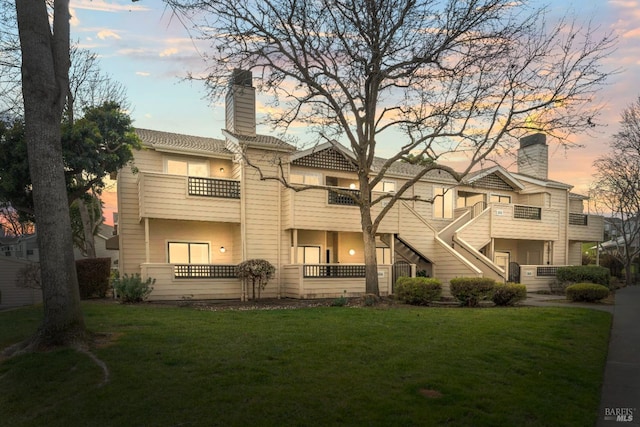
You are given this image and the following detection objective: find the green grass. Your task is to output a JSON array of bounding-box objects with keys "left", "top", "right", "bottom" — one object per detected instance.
[{"left": 0, "top": 302, "right": 610, "bottom": 426}]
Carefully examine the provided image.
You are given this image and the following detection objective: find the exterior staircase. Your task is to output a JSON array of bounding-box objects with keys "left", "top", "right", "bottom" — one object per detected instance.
[{"left": 394, "top": 201, "right": 505, "bottom": 287}]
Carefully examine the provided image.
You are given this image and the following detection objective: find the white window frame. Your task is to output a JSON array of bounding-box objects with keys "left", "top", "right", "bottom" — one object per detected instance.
[
  {"left": 433, "top": 186, "right": 454, "bottom": 219},
  {"left": 490, "top": 194, "right": 512, "bottom": 204},
  {"left": 164, "top": 157, "right": 209, "bottom": 177},
  {"left": 167, "top": 241, "right": 211, "bottom": 264},
  {"left": 374, "top": 180, "right": 396, "bottom": 193},
  {"left": 290, "top": 171, "right": 322, "bottom": 185}
]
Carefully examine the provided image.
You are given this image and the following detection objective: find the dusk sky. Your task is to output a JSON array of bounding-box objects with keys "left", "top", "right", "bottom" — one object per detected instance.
[{"left": 68, "top": 1, "right": 640, "bottom": 223}]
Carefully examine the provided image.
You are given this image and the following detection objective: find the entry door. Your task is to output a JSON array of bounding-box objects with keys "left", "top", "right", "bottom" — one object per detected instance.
[{"left": 494, "top": 251, "right": 510, "bottom": 280}]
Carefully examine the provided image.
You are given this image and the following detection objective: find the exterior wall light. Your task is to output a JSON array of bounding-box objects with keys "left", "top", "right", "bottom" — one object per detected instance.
[
  {"left": 349, "top": 183, "right": 356, "bottom": 189},
  {"left": 220, "top": 246, "right": 226, "bottom": 253},
  {"left": 349, "top": 249, "right": 355, "bottom": 256}
]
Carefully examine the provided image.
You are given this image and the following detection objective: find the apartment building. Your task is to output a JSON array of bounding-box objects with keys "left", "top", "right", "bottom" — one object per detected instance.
[{"left": 116, "top": 71, "right": 604, "bottom": 300}]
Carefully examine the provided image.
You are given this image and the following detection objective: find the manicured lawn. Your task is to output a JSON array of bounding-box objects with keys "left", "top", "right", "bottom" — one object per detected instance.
[{"left": 0, "top": 302, "right": 610, "bottom": 426}]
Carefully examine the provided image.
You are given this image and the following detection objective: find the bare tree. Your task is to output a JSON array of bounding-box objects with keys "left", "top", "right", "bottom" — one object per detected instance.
[
  {"left": 12, "top": 0, "right": 85, "bottom": 350},
  {"left": 169, "top": 0, "right": 615, "bottom": 294},
  {"left": 592, "top": 97, "right": 640, "bottom": 286}
]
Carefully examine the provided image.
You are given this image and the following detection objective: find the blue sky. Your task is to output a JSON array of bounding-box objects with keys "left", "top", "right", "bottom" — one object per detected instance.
[{"left": 71, "top": 0, "right": 640, "bottom": 199}]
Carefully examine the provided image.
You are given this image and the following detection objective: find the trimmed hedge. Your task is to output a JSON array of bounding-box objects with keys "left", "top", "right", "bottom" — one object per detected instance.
[
  {"left": 395, "top": 277, "right": 442, "bottom": 305},
  {"left": 556, "top": 265, "right": 610, "bottom": 287},
  {"left": 492, "top": 282, "right": 527, "bottom": 306},
  {"left": 566, "top": 283, "right": 610, "bottom": 302},
  {"left": 449, "top": 277, "right": 495, "bottom": 307},
  {"left": 76, "top": 257, "right": 112, "bottom": 299}
]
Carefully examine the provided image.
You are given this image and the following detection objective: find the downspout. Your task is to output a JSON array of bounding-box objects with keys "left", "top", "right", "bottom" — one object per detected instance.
[
  {"left": 277, "top": 173, "right": 282, "bottom": 299},
  {"left": 240, "top": 159, "right": 247, "bottom": 301},
  {"left": 144, "top": 217, "right": 150, "bottom": 264},
  {"left": 565, "top": 191, "right": 570, "bottom": 265}
]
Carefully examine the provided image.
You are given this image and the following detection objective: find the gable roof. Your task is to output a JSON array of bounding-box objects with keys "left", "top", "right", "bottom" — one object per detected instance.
[
  {"left": 135, "top": 128, "right": 232, "bottom": 157},
  {"left": 291, "top": 141, "right": 457, "bottom": 182},
  {"left": 463, "top": 166, "right": 525, "bottom": 192}
]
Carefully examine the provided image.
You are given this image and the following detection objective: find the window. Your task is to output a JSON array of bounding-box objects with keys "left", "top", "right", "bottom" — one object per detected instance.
[
  {"left": 168, "top": 242, "right": 210, "bottom": 264},
  {"left": 290, "top": 172, "right": 321, "bottom": 185},
  {"left": 376, "top": 247, "right": 391, "bottom": 264},
  {"left": 373, "top": 181, "right": 396, "bottom": 193},
  {"left": 293, "top": 246, "right": 321, "bottom": 264},
  {"left": 165, "top": 158, "right": 208, "bottom": 177},
  {"left": 490, "top": 194, "right": 511, "bottom": 204},
  {"left": 433, "top": 187, "right": 453, "bottom": 219}
]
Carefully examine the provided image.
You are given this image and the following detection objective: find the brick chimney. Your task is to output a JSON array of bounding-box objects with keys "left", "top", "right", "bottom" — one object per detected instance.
[
  {"left": 225, "top": 69, "right": 256, "bottom": 137},
  {"left": 517, "top": 133, "right": 548, "bottom": 180}
]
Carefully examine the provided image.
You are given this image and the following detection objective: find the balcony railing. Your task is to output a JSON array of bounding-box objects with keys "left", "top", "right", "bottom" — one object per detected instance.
[
  {"left": 174, "top": 264, "right": 238, "bottom": 279},
  {"left": 569, "top": 213, "right": 588, "bottom": 226},
  {"left": 536, "top": 266, "right": 561, "bottom": 277},
  {"left": 328, "top": 188, "right": 360, "bottom": 206},
  {"left": 514, "top": 205, "right": 542, "bottom": 220},
  {"left": 303, "top": 264, "right": 366, "bottom": 278},
  {"left": 188, "top": 177, "right": 240, "bottom": 199}
]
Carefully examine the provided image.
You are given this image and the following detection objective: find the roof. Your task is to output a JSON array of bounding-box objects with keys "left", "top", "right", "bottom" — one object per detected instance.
[
  {"left": 463, "top": 166, "right": 525, "bottom": 191},
  {"left": 222, "top": 130, "right": 296, "bottom": 152},
  {"left": 292, "top": 141, "right": 457, "bottom": 181},
  {"left": 135, "top": 128, "right": 232, "bottom": 157}
]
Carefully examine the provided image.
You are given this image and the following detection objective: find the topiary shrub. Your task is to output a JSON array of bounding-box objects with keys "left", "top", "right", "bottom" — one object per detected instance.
[
  {"left": 237, "top": 259, "right": 275, "bottom": 300},
  {"left": 395, "top": 277, "right": 442, "bottom": 305},
  {"left": 112, "top": 272, "right": 155, "bottom": 303},
  {"left": 76, "top": 257, "right": 112, "bottom": 298},
  {"left": 449, "top": 277, "right": 495, "bottom": 307},
  {"left": 556, "top": 265, "right": 610, "bottom": 287},
  {"left": 565, "top": 283, "right": 610, "bottom": 302},
  {"left": 492, "top": 282, "right": 527, "bottom": 306}
]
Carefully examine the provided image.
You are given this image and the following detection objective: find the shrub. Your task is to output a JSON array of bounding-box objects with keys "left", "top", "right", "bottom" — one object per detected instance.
[
  {"left": 112, "top": 272, "right": 155, "bottom": 303},
  {"left": 449, "top": 277, "right": 495, "bottom": 307},
  {"left": 565, "top": 283, "right": 610, "bottom": 302},
  {"left": 76, "top": 257, "right": 112, "bottom": 298},
  {"left": 556, "top": 265, "right": 610, "bottom": 287},
  {"left": 237, "top": 259, "right": 276, "bottom": 300},
  {"left": 492, "top": 282, "right": 527, "bottom": 306},
  {"left": 395, "top": 277, "right": 442, "bottom": 305}
]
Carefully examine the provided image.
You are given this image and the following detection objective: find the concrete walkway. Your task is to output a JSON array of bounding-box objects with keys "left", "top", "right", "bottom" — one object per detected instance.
[{"left": 597, "top": 286, "right": 640, "bottom": 426}]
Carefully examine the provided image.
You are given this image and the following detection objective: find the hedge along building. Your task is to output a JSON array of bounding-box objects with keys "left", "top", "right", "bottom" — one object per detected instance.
[{"left": 115, "top": 70, "right": 604, "bottom": 301}]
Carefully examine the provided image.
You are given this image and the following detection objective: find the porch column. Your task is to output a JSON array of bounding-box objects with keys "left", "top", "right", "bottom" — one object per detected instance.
[
  {"left": 144, "top": 217, "right": 150, "bottom": 264},
  {"left": 292, "top": 229, "right": 298, "bottom": 263},
  {"left": 390, "top": 234, "right": 395, "bottom": 264}
]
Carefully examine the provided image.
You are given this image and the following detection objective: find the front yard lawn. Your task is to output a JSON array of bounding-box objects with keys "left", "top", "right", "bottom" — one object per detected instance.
[{"left": 0, "top": 302, "right": 610, "bottom": 426}]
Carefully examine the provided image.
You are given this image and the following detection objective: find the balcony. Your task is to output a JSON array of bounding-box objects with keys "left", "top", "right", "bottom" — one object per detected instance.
[
  {"left": 489, "top": 203, "right": 560, "bottom": 241},
  {"left": 568, "top": 214, "right": 604, "bottom": 242},
  {"left": 138, "top": 172, "right": 241, "bottom": 223},
  {"left": 283, "top": 187, "right": 398, "bottom": 233},
  {"left": 281, "top": 264, "right": 392, "bottom": 299}
]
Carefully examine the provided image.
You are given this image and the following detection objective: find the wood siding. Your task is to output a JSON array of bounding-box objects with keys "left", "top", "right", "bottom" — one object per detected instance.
[
  {"left": 568, "top": 215, "right": 604, "bottom": 242},
  {"left": 397, "top": 203, "right": 480, "bottom": 290},
  {"left": 281, "top": 264, "right": 391, "bottom": 298},
  {"left": 138, "top": 172, "right": 241, "bottom": 223},
  {"left": 142, "top": 264, "right": 243, "bottom": 300},
  {"left": 286, "top": 188, "right": 399, "bottom": 233}
]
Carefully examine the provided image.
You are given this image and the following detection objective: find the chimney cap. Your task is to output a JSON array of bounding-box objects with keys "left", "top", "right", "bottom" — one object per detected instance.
[
  {"left": 230, "top": 69, "right": 253, "bottom": 88},
  {"left": 519, "top": 133, "right": 546, "bottom": 148}
]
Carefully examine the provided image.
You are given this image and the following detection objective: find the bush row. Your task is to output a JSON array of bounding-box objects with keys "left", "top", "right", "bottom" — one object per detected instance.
[
  {"left": 395, "top": 277, "right": 527, "bottom": 307},
  {"left": 565, "top": 283, "right": 609, "bottom": 302},
  {"left": 556, "top": 265, "right": 610, "bottom": 287}
]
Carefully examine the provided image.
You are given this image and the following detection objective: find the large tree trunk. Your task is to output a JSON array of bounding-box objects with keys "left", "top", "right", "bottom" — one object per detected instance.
[
  {"left": 15, "top": 0, "right": 85, "bottom": 348},
  {"left": 359, "top": 181, "right": 380, "bottom": 295}
]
